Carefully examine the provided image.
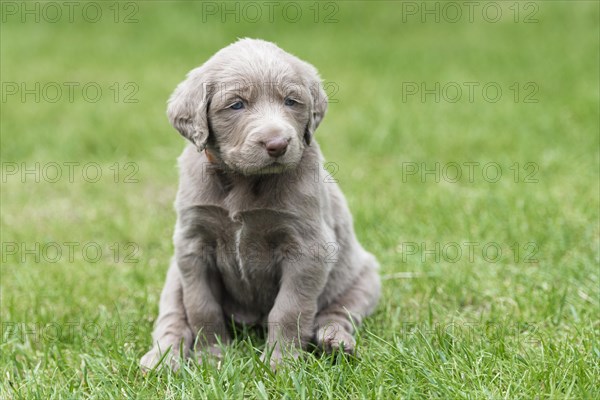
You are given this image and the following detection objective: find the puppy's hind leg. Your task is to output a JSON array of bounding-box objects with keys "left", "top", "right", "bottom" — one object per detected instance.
[
  {"left": 314, "top": 260, "right": 381, "bottom": 354},
  {"left": 140, "top": 259, "right": 194, "bottom": 371}
]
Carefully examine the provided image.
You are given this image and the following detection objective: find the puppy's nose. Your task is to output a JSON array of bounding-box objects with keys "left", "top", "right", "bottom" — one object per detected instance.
[{"left": 265, "top": 137, "right": 289, "bottom": 157}]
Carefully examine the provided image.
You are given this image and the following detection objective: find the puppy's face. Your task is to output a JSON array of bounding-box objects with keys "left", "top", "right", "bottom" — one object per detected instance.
[
  {"left": 167, "top": 39, "right": 328, "bottom": 175},
  {"left": 208, "top": 75, "right": 311, "bottom": 174}
]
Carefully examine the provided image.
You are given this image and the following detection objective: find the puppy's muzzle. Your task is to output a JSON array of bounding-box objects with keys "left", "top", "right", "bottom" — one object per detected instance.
[{"left": 264, "top": 137, "right": 290, "bottom": 157}]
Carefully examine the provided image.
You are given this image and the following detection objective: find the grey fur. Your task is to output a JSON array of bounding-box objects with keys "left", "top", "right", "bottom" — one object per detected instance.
[{"left": 141, "top": 38, "right": 380, "bottom": 370}]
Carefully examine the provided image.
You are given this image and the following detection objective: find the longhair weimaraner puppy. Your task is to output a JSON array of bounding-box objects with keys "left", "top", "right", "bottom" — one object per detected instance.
[{"left": 141, "top": 38, "right": 381, "bottom": 370}]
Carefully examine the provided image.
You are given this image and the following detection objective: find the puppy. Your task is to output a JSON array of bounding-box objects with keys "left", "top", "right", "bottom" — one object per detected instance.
[{"left": 141, "top": 38, "right": 380, "bottom": 370}]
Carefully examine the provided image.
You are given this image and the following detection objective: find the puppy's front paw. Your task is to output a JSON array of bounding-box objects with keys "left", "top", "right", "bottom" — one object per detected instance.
[
  {"left": 315, "top": 324, "right": 356, "bottom": 354},
  {"left": 140, "top": 346, "right": 186, "bottom": 372},
  {"left": 261, "top": 345, "right": 301, "bottom": 371},
  {"left": 195, "top": 343, "right": 226, "bottom": 364}
]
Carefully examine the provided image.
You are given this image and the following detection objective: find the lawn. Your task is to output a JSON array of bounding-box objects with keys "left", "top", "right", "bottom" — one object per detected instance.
[{"left": 1, "top": 1, "right": 599, "bottom": 398}]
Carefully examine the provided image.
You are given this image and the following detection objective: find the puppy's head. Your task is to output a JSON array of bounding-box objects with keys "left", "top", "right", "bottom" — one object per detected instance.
[{"left": 167, "top": 38, "right": 327, "bottom": 175}]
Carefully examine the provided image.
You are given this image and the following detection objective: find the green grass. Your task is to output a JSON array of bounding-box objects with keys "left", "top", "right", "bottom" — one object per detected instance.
[{"left": 1, "top": 1, "right": 599, "bottom": 398}]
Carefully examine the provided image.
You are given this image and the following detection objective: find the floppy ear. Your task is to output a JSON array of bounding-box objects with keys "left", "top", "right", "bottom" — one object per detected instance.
[
  {"left": 167, "top": 66, "right": 211, "bottom": 152},
  {"left": 304, "top": 74, "right": 328, "bottom": 146}
]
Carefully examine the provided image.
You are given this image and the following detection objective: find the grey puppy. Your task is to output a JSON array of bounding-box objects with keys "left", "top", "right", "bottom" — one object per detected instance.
[{"left": 141, "top": 38, "right": 381, "bottom": 370}]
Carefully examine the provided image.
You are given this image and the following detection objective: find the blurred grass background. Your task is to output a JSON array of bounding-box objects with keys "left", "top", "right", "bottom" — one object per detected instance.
[{"left": 1, "top": 1, "right": 599, "bottom": 398}]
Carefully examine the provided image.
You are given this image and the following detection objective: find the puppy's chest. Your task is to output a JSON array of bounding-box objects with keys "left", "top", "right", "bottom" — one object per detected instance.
[
  {"left": 215, "top": 220, "right": 284, "bottom": 298},
  {"left": 186, "top": 206, "right": 302, "bottom": 310}
]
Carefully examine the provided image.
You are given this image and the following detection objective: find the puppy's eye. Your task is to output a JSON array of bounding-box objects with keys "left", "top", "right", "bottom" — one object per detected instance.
[
  {"left": 284, "top": 97, "right": 298, "bottom": 106},
  {"left": 229, "top": 101, "right": 244, "bottom": 110}
]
